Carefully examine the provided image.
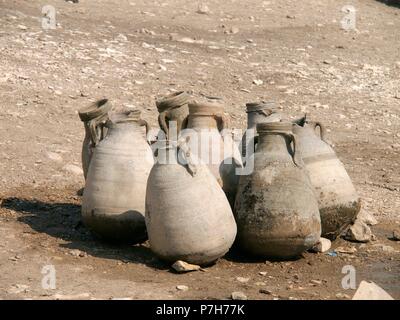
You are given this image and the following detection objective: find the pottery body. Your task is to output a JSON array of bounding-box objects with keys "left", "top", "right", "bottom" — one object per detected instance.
[
  {"left": 235, "top": 122, "right": 321, "bottom": 259},
  {"left": 181, "top": 98, "right": 242, "bottom": 206},
  {"left": 82, "top": 112, "right": 154, "bottom": 243},
  {"left": 145, "top": 145, "right": 237, "bottom": 265},
  {"left": 293, "top": 119, "right": 360, "bottom": 239}
]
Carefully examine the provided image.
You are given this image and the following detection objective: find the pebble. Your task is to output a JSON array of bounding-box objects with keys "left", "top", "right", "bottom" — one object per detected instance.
[
  {"left": 259, "top": 271, "right": 267, "bottom": 276},
  {"left": 46, "top": 152, "right": 63, "bottom": 162},
  {"left": 176, "top": 285, "right": 189, "bottom": 291},
  {"left": 259, "top": 289, "right": 272, "bottom": 295},
  {"left": 390, "top": 230, "right": 400, "bottom": 241},
  {"left": 63, "top": 164, "right": 83, "bottom": 176},
  {"left": 231, "top": 291, "right": 247, "bottom": 300},
  {"left": 253, "top": 79, "right": 263, "bottom": 86},
  {"left": 197, "top": 3, "right": 210, "bottom": 14},
  {"left": 171, "top": 260, "right": 201, "bottom": 273},
  {"left": 335, "top": 246, "right": 357, "bottom": 254},
  {"left": 236, "top": 277, "right": 250, "bottom": 283}
]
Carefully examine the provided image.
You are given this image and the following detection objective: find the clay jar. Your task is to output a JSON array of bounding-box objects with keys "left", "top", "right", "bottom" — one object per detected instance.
[
  {"left": 82, "top": 110, "right": 154, "bottom": 243},
  {"left": 234, "top": 122, "right": 321, "bottom": 259},
  {"left": 156, "top": 91, "right": 191, "bottom": 140},
  {"left": 145, "top": 142, "right": 237, "bottom": 265},
  {"left": 78, "top": 99, "right": 112, "bottom": 179},
  {"left": 242, "top": 101, "right": 282, "bottom": 158},
  {"left": 292, "top": 117, "right": 361, "bottom": 240},
  {"left": 181, "top": 97, "right": 242, "bottom": 206}
]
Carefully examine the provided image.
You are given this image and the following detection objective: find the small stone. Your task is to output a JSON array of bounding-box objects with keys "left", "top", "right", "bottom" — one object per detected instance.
[
  {"left": 236, "top": 277, "right": 250, "bottom": 283},
  {"left": 231, "top": 291, "right": 247, "bottom": 300},
  {"left": 176, "top": 285, "right": 189, "bottom": 291},
  {"left": 310, "top": 280, "right": 322, "bottom": 285},
  {"left": 352, "top": 281, "right": 394, "bottom": 300},
  {"left": 196, "top": 3, "right": 210, "bottom": 14},
  {"left": 69, "top": 249, "right": 86, "bottom": 257},
  {"left": 336, "top": 293, "right": 350, "bottom": 299},
  {"left": 259, "top": 272, "right": 267, "bottom": 276},
  {"left": 253, "top": 79, "right": 263, "bottom": 86},
  {"left": 309, "top": 237, "right": 331, "bottom": 253},
  {"left": 63, "top": 164, "right": 83, "bottom": 176},
  {"left": 335, "top": 246, "right": 357, "bottom": 254},
  {"left": 286, "top": 15, "right": 295, "bottom": 19},
  {"left": 116, "top": 34, "right": 128, "bottom": 42},
  {"left": 344, "top": 220, "right": 372, "bottom": 243},
  {"left": 47, "top": 152, "right": 63, "bottom": 162},
  {"left": 17, "top": 25, "right": 27, "bottom": 30},
  {"left": 228, "top": 27, "right": 239, "bottom": 34},
  {"left": 259, "top": 289, "right": 272, "bottom": 295},
  {"left": 172, "top": 260, "right": 201, "bottom": 273}
]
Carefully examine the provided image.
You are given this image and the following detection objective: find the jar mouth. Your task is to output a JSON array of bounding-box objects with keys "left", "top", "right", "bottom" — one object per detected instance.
[
  {"left": 257, "top": 121, "right": 293, "bottom": 133},
  {"left": 246, "top": 101, "right": 276, "bottom": 113},
  {"left": 188, "top": 98, "right": 224, "bottom": 115},
  {"left": 107, "top": 110, "right": 142, "bottom": 126},
  {"left": 156, "top": 91, "right": 191, "bottom": 112},
  {"left": 78, "top": 99, "right": 112, "bottom": 122}
]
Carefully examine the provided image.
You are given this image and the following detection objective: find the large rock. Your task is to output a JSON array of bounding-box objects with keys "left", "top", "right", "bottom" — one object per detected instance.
[
  {"left": 352, "top": 281, "right": 394, "bottom": 300},
  {"left": 344, "top": 220, "right": 372, "bottom": 243}
]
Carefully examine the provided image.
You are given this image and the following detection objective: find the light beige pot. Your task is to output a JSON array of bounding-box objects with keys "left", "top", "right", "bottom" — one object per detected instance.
[
  {"left": 78, "top": 99, "right": 112, "bottom": 180},
  {"left": 235, "top": 122, "right": 321, "bottom": 259},
  {"left": 181, "top": 97, "right": 243, "bottom": 207},
  {"left": 145, "top": 142, "right": 237, "bottom": 265},
  {"left": 82, "top": 110, "right": 154, "bottom": 243},
  {"left": 293, "top": 117, "right": 360, "bottom": 240}
]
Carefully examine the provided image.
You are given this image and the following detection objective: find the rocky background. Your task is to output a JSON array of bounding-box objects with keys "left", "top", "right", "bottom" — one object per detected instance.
[{"left": 0, "top": 0, "right": 399, "bottom": 300}]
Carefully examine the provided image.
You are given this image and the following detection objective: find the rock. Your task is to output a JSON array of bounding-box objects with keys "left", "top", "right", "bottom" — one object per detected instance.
[
  {"left": 389, "top": 230, "right": 400, "bottom": 241},
  {"left": 259, "top": 289, "right": 272, "bottom": 295},
  {"left": 336, "top": 293, "right": 350, "bottom": 299},
  {"left": 176, "top": 285, "right": 189, "bottom": 291},
  {"left": 344, "top": 220, "right": 372, "bottom": 243},
  {"left": 231, "top": 291, "right": 247, "bottom": 300},
  {"left": 116, "top": 34, "right": 128, "bottom": 42},
  {"left": 357, "top": 209, "right": 378, "bottom": 226},
  {"left": 352, "top": 281, "right": 394, "bottom": 300},
  {"left": 53, "top": 293, "right": 90, "bottom": 300},
  {"left": 335, "top": 246, "right": 357, "bottom": 254},
  {"left": 69, "top": 249, "right": 86, "bottom": 257},
  {"left": 197, "top": 3, "right": 210, "bottom": 14},
  {"left": 47, "top": 152, "right": 63, "bottom": 162},
  {"left": 372, "top": 244, "right": 397, "bottom": 253},
  {"left": 310, "top": 280, "right": 322, "bottom": 285},
  {"left": 236, "top": 277, "right": 250, "bottom": 283},
  {"left": 63, "top": 164, "right": 83, "bottom": 176},
  {"left": 172, "top": 260, "right": 201, "bottom": 273},
  {"left": 259, "top": 272, "right": 267, "bottom": 276},
  {"left": 252, "top": 79, "right": 263, "bottom": 86},
  {"left": 309, "top": 237, "right": 331, "bottom": 253}
]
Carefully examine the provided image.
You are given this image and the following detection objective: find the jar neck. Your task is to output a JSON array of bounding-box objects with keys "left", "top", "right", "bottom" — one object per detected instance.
[
  {"left": 187, "top": 115, "right": 218, "bottom": 130},
  {"left": 258, "top": 133, "right": 291, "bottom": 152}
]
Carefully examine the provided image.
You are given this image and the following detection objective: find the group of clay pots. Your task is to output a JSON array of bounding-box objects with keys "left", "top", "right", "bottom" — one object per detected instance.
[{"left": 78, "top": 91, "right": 360, "bottom": 266}]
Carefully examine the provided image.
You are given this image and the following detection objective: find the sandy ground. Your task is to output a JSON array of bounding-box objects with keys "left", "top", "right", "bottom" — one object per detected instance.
[{"left": 0, "top": 0, "right": 399, "bottom": 300}]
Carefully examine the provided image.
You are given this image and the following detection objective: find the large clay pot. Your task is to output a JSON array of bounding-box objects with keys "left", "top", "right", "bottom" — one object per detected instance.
[
  {"left": 242, "top": 101, "right": 281, "bottom": 158},
  {"left": 234, "top": 122, "right": 321, "bottom": 259},
  {"left": 145, "top": 142, "right": 237, "bottom": 265},
  {"left": 292, "top": 116, "right": 361, "bottom": 240},
  {"left": 156, "top": 91, "right": 191, "bottom": 140},
  {"left": 82, "top": 110, "right": 154, "bottom": 243},
  {"left": 78, "top": 99, "right": 112, "bottom": 180},
  {"left": 181, "top": 97, "right": 242, "bottom": 206}
]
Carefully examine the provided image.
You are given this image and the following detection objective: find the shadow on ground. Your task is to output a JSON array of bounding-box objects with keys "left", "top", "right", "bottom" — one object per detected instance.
[
  {"left": 376, "top": 0, "right": 400, "bottom": 8},
  {"left": 1, "top": 197, "right": 168, "bottom": 270}
]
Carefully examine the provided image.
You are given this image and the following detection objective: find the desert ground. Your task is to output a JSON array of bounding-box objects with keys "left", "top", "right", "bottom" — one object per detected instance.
[{"left": 0, "top": 0, "right": 399, "bottom": 300}]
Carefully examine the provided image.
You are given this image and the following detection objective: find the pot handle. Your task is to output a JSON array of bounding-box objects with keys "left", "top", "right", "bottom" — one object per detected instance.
[
  {"left": 287, "top": 132, "right": 302, "bottom": 168},
  {"left": 158, "top": 111, "right": 169, "bottom": 139},
  {"left": 177, "top": 136, "right": 198, "bottom": 176},
  {"left": 88, "top": 118, "right": 102, "bottom": 146},
  {"left": 138, "top": 119, "right": 152, "bottom": 145},
  {"left": 313, "top": 121, "right": 327, "bottom": 142},
  {"left": 214, "top": 113, "right": 230, "bottom": 132}
]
